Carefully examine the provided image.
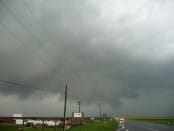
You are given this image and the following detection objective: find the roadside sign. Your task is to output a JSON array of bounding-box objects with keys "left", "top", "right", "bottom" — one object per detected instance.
[
  {"left": 73, "top": 113, "right": 82, "bottom": 118},
  {"left": 72, "top": 112, "right": 84, "bottom": 125},
  {"left": 13, "top": 114, "right": 23, "bottom": 117}
]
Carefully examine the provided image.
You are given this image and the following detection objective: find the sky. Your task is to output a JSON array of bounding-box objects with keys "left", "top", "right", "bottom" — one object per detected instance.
[{"left": 0, "top": 0, "right": 174, "bottom": 117}]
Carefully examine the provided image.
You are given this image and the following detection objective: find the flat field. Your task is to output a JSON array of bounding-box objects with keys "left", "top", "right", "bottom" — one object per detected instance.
[{"left": 125, "top": 117, "right": 174, "bottom": 126}]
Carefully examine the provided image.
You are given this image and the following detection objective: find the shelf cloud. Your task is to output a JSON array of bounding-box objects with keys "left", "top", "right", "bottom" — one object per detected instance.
[{"left": 0, "top": 0, "right": 174, "bottom": 116}]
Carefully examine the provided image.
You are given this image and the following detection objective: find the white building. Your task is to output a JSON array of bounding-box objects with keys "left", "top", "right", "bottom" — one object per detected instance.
[{"left": 13, "top": 114, "right": 23, "bottom": 125}]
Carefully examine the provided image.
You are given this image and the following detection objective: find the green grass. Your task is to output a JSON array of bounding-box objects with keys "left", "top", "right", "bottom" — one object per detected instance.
[
  {"left": 25, "top": 127, "right": 62, "bottom": 131},
  {"left": 125, "top": 117, "right": 174, "bottom": 126},
  {"left": 68, "top": 120, "right": 118, "bottom": 131},
  {"left": 0, "top": 120, "right": 118, "bottom": 131},
  {"left": 0, "top": 124, "right": 62, "bottom": 131},
  {"left": 0, "top": 124, "right": 18, "bottom": 131}
]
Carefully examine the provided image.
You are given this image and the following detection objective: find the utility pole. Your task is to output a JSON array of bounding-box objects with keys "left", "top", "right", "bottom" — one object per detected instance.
[
  {"left": 63, "top": 84, "right": 68, "bottom": 131},
  {"left": 22, "top": 118, "right": 24, "bottom": 131},
  {"left": 78, "top": 101, "right": 80, "bottom": 113},
  {"left": 99, "top": 104, "right": 102, "bottom": 121}
]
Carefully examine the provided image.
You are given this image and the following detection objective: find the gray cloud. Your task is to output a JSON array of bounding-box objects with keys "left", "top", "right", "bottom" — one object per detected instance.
[{"left": 0, "top": 0, "right": 174, "bottom": 116}]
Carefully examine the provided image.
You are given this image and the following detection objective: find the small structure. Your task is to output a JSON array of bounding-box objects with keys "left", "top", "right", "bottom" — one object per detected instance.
[
  {"left": 71, "top": 112, "right": 84, "bottom": 125},
  {"left": 13, "top": 114, "right": 23, "bottom": 125},
  {"left": 0, "top": 117, "right": 15, "bottom": 124}
]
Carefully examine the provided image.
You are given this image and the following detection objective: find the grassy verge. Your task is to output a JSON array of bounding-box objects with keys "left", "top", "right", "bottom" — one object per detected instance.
[
  {"left": 0, "top": 124, "right": 62, "bottom": 131},
  {"left": 25, "top": 127, "right": 62, "bottom": 131},
  {"left": 0, "top": 119, "right": 118, "bottom": 131},
  {"left": 68, "top": 119, "right": 118, "bottom": 131},
  {"left": 125, "top": 117, "right": 174, "bottom": 126},
  {"left": 0, "top": 124, "right": 18, "bottom": 131}
]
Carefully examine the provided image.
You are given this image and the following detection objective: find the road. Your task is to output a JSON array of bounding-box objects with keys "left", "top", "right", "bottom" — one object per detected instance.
[{"left": 117, "top": 120, "right": 174, "bottom": 131}]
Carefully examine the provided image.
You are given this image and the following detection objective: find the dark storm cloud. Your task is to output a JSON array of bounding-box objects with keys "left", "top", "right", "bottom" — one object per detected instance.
[{"left": 0, "top": 0, "right": 174, "bottom": 116}]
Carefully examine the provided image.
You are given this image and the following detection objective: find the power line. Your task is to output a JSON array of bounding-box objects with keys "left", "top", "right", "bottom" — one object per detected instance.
[
  {"left": 23, "top": 0, "right": 56, "bottom": 45},
  {"left": 0, "top": 79, "right": 43, "bottom": 91},
  {"left": 0, "top": 79, "right": 23, "bottom": 86},
  {"left": 0, "top": 79, "right": 60, "bottom": 93},
  {"left": 0, "top": 22, "right": 25, "bottom": 45},
  {"left": 0, "top": 4, "right": 25, "bottom": 45},
  {"left": 1, "top": 0, "right": 42, "bottom": 44}
]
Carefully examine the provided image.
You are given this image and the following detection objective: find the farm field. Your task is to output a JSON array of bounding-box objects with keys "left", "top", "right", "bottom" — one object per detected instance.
[{"left": 125, "top": 117, "right": 174, "bottom": 126}]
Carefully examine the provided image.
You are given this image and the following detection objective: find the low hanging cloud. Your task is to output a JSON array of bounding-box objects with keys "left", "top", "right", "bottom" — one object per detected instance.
[{"left": 0, "top": 0, "right": 174, "bottom": 116}]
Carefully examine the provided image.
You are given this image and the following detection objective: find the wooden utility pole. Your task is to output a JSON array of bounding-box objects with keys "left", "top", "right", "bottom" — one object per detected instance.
[
  {"left": 78, "top": 101, "right": 80, "bottom": 113},
  {"left": 42, "top": 120, "right": 44, "bottom": 131},
  {"left": 78, "top": 101, "right": 81, "bottom": 124},
  {"left": 63, "top": 84, "right": 68, "bottom": 131},
  {"left": 99, "top": 104, "right": 101, "bottom": 121},
  {"left": 54, "top": 120, "right": 57, "bottom": 131},
  {"left": 22, "top": 118, "right": 24, "bottom": 131}
]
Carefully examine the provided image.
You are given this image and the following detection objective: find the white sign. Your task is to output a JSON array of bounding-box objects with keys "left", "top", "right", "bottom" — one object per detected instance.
[
  {"left": 13, "top": 114, "right": 23, "bottom": 117},
  {"left": 13, "top": 114, "right": 23, "bottom": 125},
  {"left": 15, "top": 119, "right": 23, "bottom": 125},
  {"left": 73, "top": 113, "right": 82, "bottom": 118}
]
